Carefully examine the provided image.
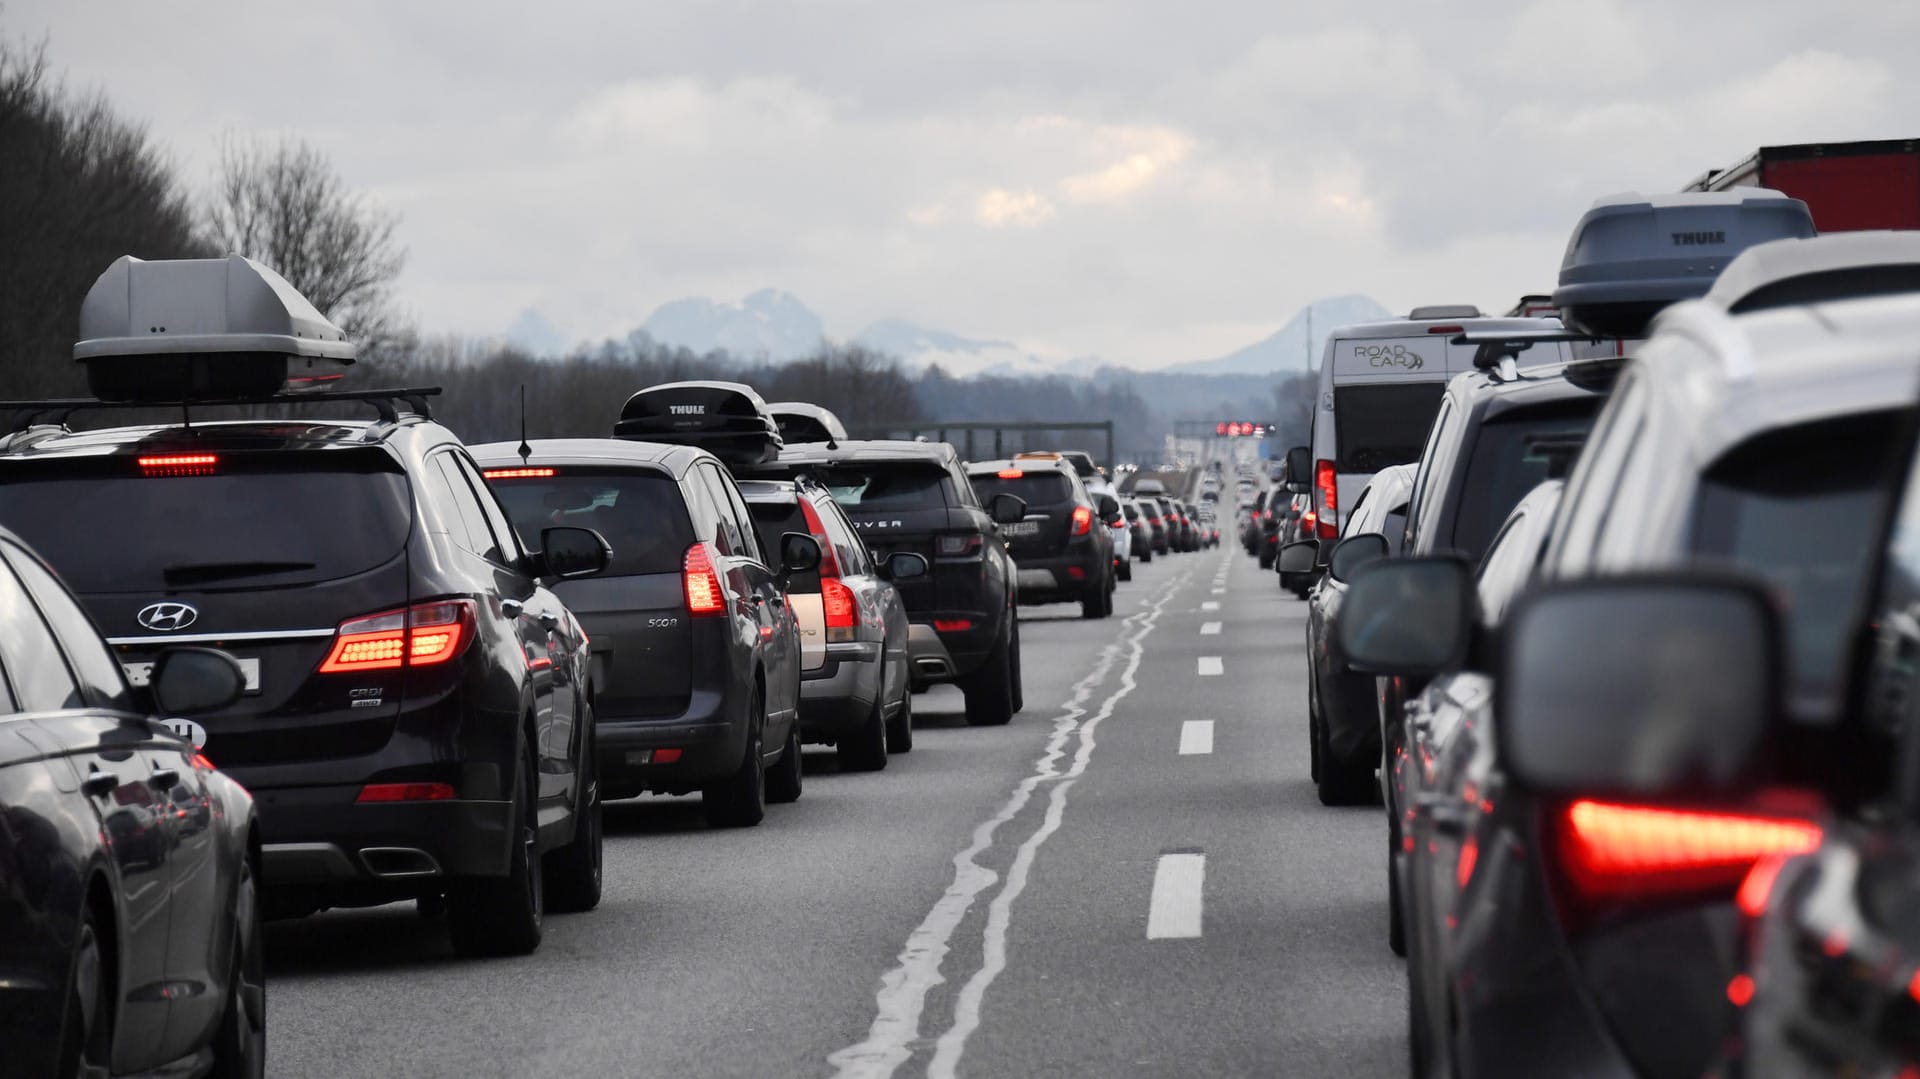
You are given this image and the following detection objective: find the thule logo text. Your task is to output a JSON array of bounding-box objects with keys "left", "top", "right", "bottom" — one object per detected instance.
[
  {"left": 1671, "top": 231, "right": 1726, "bottom": 246},
  {"left": 669, "top": 404, "right": 705, "bottom": 415}
]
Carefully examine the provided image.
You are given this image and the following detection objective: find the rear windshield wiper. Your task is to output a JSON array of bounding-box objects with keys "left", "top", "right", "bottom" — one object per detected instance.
[{"left": 162, "top": 560, "right": 317, "bottom": 585}]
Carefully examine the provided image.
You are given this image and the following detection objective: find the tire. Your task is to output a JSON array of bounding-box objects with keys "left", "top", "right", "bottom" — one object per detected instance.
[
  {"left": 1009, "top": 618, "right": 1024, "bottom": 714},
  {"left": 837, "top": 691, "right": 888, "bottom": 773},
  {"left": 1307, "top": 673, "right": 1322, "bottom": 786},
  {"left": 1390, "top": 849, "right": 1408, "bottom": 957},
  {"left": 544, "top": 712, "right": 603, "bottom": 914},
  {"left": 1258, "top": 550, "right": 1275, "bottom": 569},
  {"left": 449, "top": 735, "right": 543, "bottom": 957},
  {"left": 886, "top": 688, "right": 914, "bottom": 753},
  {"left": 209, "top": 854, "right": 266, "bottom": 1079},
  {"left": 703, "top": 688, "right": 768, "bottom": 827},
  {"left": 963, "top": 627, "right": 1016, "bottom": 727},
  {"left": 1317, "top": 739, "right": 1375, "bottom": 807},
  {"left": 1117, "top": 559, "right": 1132, "bottom": 582},
  {"left": 1140, "top": 549, "right": 1152, "bottom": 563},
  {"left": 59, "top": 905, "right": 112, "bottom": 1079},
  {"left": 1080, "top": 583, "right": 1111, "bottom": 619},
  {"left": 769, "top": 719, "right": 807, "bottom": 799}
]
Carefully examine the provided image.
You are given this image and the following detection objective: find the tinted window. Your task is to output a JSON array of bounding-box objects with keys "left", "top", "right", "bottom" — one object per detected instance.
[
  {"left": 1334, "top": 383, "right": 1448, "bottom": 473},
  {"left": 6, "top": 544, "right": 131, "bottom": 711},
  {"left": 1868, "top": 441, "right": 1920, "bottom": 818},
  {"left": 970, "top": 472, "right": 1073, "bottom": 505},
  {"left": 453, "top": 456, "right": 524, "bottom": 562},
  {"left": 489, "top": 471, "right": 695, "bottom": 578},
  {"left": 0, "top": 560, "right": 81, "bottom": 712},
  {"left": 0, "top": 455, "right": 412, "bottom": 592},
  {"left": 745, "top": 497, "right": 808, "bottom": 568},
  {"left": 815, "top": 465, "right": 955, "bottom": 512},
  {"left": 1692, "top": 412, "right": 1902, "bottom": 720},
  {"left": 434, "top": 455, "right": 502, "bottom": 562},
  {"left": 699, "top": 463, "right": 755, "bottom": 560},
  {"left": 1449, "top": 405, "right": 1598, "bottom": 560},
  {"left": 1121, "top": 502, "right": 1139, "bottom": 521}
]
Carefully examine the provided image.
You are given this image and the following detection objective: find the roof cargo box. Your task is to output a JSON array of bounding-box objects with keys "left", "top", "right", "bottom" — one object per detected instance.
[
  {"left": 1703, "top": 231, "right": 1920, "bottom": 313},
  {"left": 615, "top": 381, "right": 783, "bottom": 465},
  {"left": 73, "top": 255, "right": 355, "bottom": 401},
  {"left": 767, "top": 401, "right": 848, "bottom": 444},
  {"left": 1553, "top": 190, "right": 1815, "bottom": 339}
]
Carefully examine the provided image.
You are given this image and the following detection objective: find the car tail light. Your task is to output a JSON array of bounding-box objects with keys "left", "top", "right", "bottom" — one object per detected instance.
[
  {"left": 822, "top": 578, "right": 859, "bottom": 642},
  {"left": 1302, "top": 509, "right": 1318, "bottom": 533},
  {"left": 138, "top": 453, "right": 218, "bottom": 477},
  {"left": 1314, "top": 459, "right": 1338, "bottom": 539},
  {"left": 654, "top": 748, "right": 683, "bottom": 764},
  {"left": 1426, "top": 325, "right": 1465, "bottom": 335},
  {"left": 937, "top": 533, "right": 984, "bottom": 558},
  {"left": 797, "top": 498, "right": 843, "bottom": 577},
  {"left": 356, "top": 782, "right": 456, "bottom": 803},
  {"left": 1071, "top": 505, "right": 1093, "bottom": 536},
  {"left": 1735, "top": 851, "right": 1797, "bottom": 919},
  {"left": 684, "top": 542, "right": 726, "bottom": 616},
  {"left": 481, "top": 467, "right": 557, "bottom": 480},
  {"left": 1553, "top": 800, "right": 1822, "bottom": 904},
  {"left": 319, "top": 599, "right": 475, "bottom": 673},
  {"left": 997, "top": 468, "right": 1024, "bottom": 479},
  {"left": 933, "top": 618, "right": 972, "bottom": 632}
]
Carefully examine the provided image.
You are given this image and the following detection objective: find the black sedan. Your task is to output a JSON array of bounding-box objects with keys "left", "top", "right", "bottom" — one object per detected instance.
[{"left": 0, "top": 531, "right": 263, "bottom": 1077}]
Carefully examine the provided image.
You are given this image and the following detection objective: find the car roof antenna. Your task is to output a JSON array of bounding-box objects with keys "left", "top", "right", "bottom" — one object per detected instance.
[{"left": 516, "top": 385, "right": 532, "bottom": 463}]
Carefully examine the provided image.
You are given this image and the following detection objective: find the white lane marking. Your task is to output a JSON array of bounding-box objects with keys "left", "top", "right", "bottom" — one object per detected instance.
[
  {"left": 1200, "top": 621, "right": 1221, "bottom": 635},
  {"left": 831, "top": 566, "right": 1194, "bottom": 1079},
  {"left": 1211, "top": 587, "right": 1226, "bottom": 594},
  {"left": 1178, "top": 720, "right": 1214, "bottom": 755},
  {"left": 1147, "top": 853, "right": 1206, "bottom": 939},
  {"left": 1197, "top": 656, "right": 1223, "bottom": 677},
  {"left": 1201, "top": 601, "right": 1220, "bottom": 611}
]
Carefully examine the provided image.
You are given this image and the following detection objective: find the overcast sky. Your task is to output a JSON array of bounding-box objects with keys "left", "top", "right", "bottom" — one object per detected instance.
[{"left": 10, "top": 0, "right": 1918, "bottom": 366}]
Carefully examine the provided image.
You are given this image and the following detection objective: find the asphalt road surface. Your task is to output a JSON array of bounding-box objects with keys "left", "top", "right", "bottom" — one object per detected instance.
[{"left": 266, "top": 545, "right": 1406, "bottom": 1078}]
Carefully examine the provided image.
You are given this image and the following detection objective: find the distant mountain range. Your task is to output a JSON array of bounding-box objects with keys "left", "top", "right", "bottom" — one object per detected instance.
[{"left": 504, "top": 289, "right": 1397, "bottom": 378}]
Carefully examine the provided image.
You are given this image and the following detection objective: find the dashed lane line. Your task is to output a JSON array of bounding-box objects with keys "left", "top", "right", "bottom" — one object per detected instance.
[
  {"left": 1201, "top": 601, "right": 1220, "bottom": 611},
  {"left": 1200, "top": 621, "right": 1221, "bottom": 636},
  {"left": 1147, "top": 853, "right": 1206, "bottom": 940},
  {"left": 1197, "top": 656, "right": 1223, "bottom": 677},
  {"left": 1178, "top": 720, "right": 1214, "bottom": 755}
]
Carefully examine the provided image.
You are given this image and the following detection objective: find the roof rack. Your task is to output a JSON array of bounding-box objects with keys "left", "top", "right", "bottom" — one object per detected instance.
[{"left": 0, "top": 386, "right": 443, "bottom": 437}]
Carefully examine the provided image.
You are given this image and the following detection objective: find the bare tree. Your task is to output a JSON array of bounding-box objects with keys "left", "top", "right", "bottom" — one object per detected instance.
[{"left": 205, "top": 136, "right": 411, "bottom": 359}]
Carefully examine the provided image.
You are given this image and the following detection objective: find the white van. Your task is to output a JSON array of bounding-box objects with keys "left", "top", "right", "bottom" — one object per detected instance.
[{"left": 1302, "top": 307, "right": 1571, "bottom": 541}]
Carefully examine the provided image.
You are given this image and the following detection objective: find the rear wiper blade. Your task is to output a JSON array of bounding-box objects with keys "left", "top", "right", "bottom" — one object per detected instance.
[{"left": 161, "top": 560, "right": 317, "bottom": 585}]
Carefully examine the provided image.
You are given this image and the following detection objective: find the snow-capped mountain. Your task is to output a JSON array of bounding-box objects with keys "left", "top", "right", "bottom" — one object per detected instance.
[
  {"left": 851, "top": 319, "right": 1060, "bottom": 379},
  {"left": 502, "top": 308, "right": 571, "bottom": 356},
  {"left": 1172, "top": 295, "right": 1394, "bottom": 375},
  {"left": 639, "top": 288, "right": 827, "bottom": 362}
]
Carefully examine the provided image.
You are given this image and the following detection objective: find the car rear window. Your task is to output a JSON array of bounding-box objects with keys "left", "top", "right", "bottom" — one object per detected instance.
[
  {"left": 489, "top": 470, "right": 693, "bottom": 577},
  {"left": 970, "top": 471, "right": 1073, "bottom": 505},
  {"left": 1449, "top": 404, "right": 1598, "bottom": 559},
  {"left": 1334, "top": 383, "right": 1448, "bottom": 473},
  {"left": 0, "top": 453, "right": 412, "bottom": 592},
  {"left": 1121, "top": 502, "right": 1139, "bottom": 521},
  {"left": 812, "top": 465, "right": 955, "bottom": 512},
  {"left": 1690, "top": 411, "right": 1903, "bottom": 721}
]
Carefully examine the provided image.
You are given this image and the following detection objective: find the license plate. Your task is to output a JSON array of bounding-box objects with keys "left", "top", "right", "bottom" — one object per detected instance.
[
  {"left": 1001, "top": 521, "right": 1040, "bottom": 537},
  {"left": 123, "top": 657, "right": 261, "bottom": 694}
]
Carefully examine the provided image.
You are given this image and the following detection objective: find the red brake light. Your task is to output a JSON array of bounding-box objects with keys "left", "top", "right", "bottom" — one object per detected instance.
[
  {"left": 822, "top": 578, "right": 858, "bottom": 640},
  {"left": 684, "top": 542, "right": 726, "bottom": 616},
  {"left": 997, "top": 468, "right": 1024, "bottom": 480},
  {"left": 933, "top": 618, "right": 972, "bottom": 633},
  {"left": 1302, "top": 509, "right": 1318, "bottom": 532},
  {"left": 1314, "top": 459, "right": 1338, "bottom": 539},
  {"left": 1555, "top": 800, "right": 1822, "bottom": 902},
  {"left": 138, "top": 453, "right": 218, "bottom": 477},
  {"left": 937, "top": 533, "right": 984, "bottom": 558},
  {"left": 356, "top": 782, "right": 457, "bottom": 803},
  {"left": 1736, "top": 852, "right": 1795, "bottom": 919},
  {"left": 1071, "top": 505, "right": 1093, "bottom": 536},
  {"left": 319, "top": 600, "right": 474, "bottom": 673},
  {"left": 482, "top": 467, "right": 557, "bottom": 480},
  {"left": 1426, "top": 325, "right": 1465, "bottom": 335},
  {"left": 797, "top": 498, "right": 843, "bottom": 578}
]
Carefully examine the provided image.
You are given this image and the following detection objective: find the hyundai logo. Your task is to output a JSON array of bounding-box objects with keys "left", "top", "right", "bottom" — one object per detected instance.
[{"left": 136, "top": 602, "right": 199, "bottom": 632}]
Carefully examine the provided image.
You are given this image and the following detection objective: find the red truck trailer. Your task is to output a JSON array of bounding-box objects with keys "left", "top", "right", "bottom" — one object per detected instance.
[{"left": 1683, "top": 139, "right": 1919, "bottom": 231}]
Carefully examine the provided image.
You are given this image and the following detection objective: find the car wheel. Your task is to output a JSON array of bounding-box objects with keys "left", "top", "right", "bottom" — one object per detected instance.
[
  {"left": 209, "top": 853, "right": 266, "bottom": 1079},
  {"left": 1389, "top": 848, "right": 1408, "bottom": 958},
  {"left": 449, "top": 735, "right": 544, "bottom": 957},
  {"left": 59, "top": 907, "right": 112, "bottom": 1079},
  {"left": 1081, "top": 584, "right": 1112, "bottom": 619},
  {"left": 544, "top": 711, "right": 603, "bottom": 913},
  {"left": 837, "top": 691, "right": 888, "bottom": 773},
  {"left": 886, "top": 687, "right": 914, "bottom": 753},
  {"left": 1140, "top": 549, "right": 1152, "bottom": 563},
  {"left": 1258, "top": 550, "right": 1275, "bottom": 569},
  {"left": 1117, "top": 559, "right": 1132, "bottom": 582},
  {"left": 963, "top": 628, "right": 1016, "bottom": 727},
  {"left": 1307, "top": 674, "right": 1322, "bottom": 786},
  {"left": 1008, "top": 618, "right": 1024, "bottom": 714},
  {"left": 703, "top": 690, "right": 768, "bottom": 827},
  {"left": 769, "top": 719, "right": 807, "bottom": 799},
  {"left": 1316, "top": 732, "right": 1376, "bottom": 807}
]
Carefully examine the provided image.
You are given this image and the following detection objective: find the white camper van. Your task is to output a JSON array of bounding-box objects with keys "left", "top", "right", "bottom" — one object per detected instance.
[{"left": 1302, "top": 307, "right": 1572, "bottom": 541}]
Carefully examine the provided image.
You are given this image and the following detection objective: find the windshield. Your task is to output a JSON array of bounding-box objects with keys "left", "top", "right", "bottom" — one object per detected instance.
[
  {"left": 812, "top": 464, "right": 955, "bottom": 512},
  {"left": 489, "top": 470, "right": 693, "bottom": 577},
  {"left": 1450, "top": 404, "right": 1598, "bottom": 560},
  {"left": 1333, "top": 383, "right": 1449, "bottom": 473},
  {"left": 0, "top": 455, "right": 412, "bottom": 591},
  {"left": 970, "top": 472, "right": 1072, "bottom": 505}
]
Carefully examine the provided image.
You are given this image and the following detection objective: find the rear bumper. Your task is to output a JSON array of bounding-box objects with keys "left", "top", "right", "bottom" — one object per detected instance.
[
  {"left": 596, "top": 686, "right": 748, "bottom": 797},
  {"left": 907, "top": 617, "right": 996, "bottom": 684},
  {"left": 255, "top": 790, "right": 515, "bottom": 902},
  {"left": 1011, "top": 550, "right": 1104, "bottom": 603},
  {"left": 798, "top": 641, "right": 882, "bottom": 738}
]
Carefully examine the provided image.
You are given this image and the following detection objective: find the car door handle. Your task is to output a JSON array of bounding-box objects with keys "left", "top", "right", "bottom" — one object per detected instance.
[
  {"left": 149, "top": 768, "right": 181, "bottom": 791},
  {"left": 501, "top": 599, "right": 524, "bottom": 618},
  {"left": 82, "top": 771, "right": 119, "bottom": 798}
]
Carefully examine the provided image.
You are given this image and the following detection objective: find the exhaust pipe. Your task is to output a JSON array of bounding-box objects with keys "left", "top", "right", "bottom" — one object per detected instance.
[{"left": 360, "top": 847, "right": 443, "bottom": 879}]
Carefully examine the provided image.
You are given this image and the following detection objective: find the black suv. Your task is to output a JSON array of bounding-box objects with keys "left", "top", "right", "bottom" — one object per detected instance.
[
  {"left": 473, "top": 438, "right": 817, "bottom": 826},
  {"left": 751, "top": 440, "right": 1028, "bottom": 726},
  {"left": 966, "top": 458, "right": 1117, "bottom": 619}
]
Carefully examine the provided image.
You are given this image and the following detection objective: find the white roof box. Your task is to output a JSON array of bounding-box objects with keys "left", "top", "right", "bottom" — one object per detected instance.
[
  {"left": 1704, "top": 231, "right": 1920, "bottom": 313},
  {"left": 767, "top": 402, "right": 849, "bottom": 444},
  {"left": 73, "top": 255, "right": 355, "bottom": 401}
]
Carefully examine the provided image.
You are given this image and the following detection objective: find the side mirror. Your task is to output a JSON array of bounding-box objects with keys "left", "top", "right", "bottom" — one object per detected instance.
[
  {"left": 1335, "top": 557, "right": 1473, "bottom": 676},
  {"left": 1327, "top": 532, "right": 1390, "bottom": 583},
  {"left": 150, "top": 647, "right": 246, "bottom": 716},
  {"left": 989, "top": 493, "right": 1028, "bottom": 525},
  {"left": 1285, "top": 446, "right": 1312, "bottom": 494},
  {"left": 1278, "top": 539, "right": 1319, "bottom": 575},
  {"left": 1497, "top": 575, "right": 1782, "bottom": 798},
  {"left": 539, "top": 526, "right": 613, "bottom": 581},
  {"left": 1095, "top": 493, "right": 1120, "bottom": 519},
  {"left": 779, "top": 532, "right": 823, "bottom": 575},
  {"left": 882, "top": 551, "right": 929, "bottom": 581}
]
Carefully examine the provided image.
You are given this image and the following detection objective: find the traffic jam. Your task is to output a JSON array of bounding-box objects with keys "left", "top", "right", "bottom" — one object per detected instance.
[{"left": 4, "top": 134, "right": 1920, "bottom": 1078}]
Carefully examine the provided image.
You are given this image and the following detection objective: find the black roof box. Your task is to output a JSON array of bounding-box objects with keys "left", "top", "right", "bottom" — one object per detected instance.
[
  {"left": 1553, "top": 190, "right": 1815, "bottom": 339},
  {"left": 766, "top": 401, "right": 848, "bottom": 444},
  {"left": 614, "top": 381, "right": 783, "bottom": 466},
  {"left": 73, "top": 255, "right": 356, "bottom": 402}
]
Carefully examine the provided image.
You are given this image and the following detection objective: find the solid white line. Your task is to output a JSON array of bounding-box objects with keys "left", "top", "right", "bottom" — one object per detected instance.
[
  {"left": 1200, "top": 601, "right": 1220, "bottom": 611},
  {"left": 1197, "top": 656, "right": 1223, "bottom": 676},
  {"left": 1200, "top": 621, "right": 1221, "bottom": 635},
  {"left": 1147, "top": 853, "right": 1206, "bottom": 939},
  {"left": 1178, "top": 720, "right": 1214, "bottom": 755}
]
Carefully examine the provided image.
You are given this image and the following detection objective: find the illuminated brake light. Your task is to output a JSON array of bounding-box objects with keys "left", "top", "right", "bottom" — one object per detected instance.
[
  {"left": 1302, "top": 509, "right": 1318, "bottom": 532},
  {"left": 356, "top": 782, "right": 456, "bottom": 803},
  {"left": 1314, "top": 459, "right": 1338, "bottom": 540},
  {"left": 319, "top": 600, "right": 474, "bottom": 673},
  {"left": 997, "top": 468, "right": 1024, "bottom": 479},
  {"left": 1736, "top": 852, "right": 1794, "bottom": 918},
  {"left": 822, "top": 578, "right": 858, "bottom": 641},
  {"left": 933, "top": 618, "right": 972, "bottom": 633},
  {"left": 139, "top": 453, "right": 218, "bottom": 477},
  {"left": 1556, "top": 800, "right": 1822, "bottom": 901},
  {"left": 482, "top": 467, "right": 557, "bottom": 480},
  {"left": 797, "top": 498, "right": 843, "bottom": 578},
  {"left": 684, "top": 543, "right": 726, "bottom": 616},
  {"left": 1726, "top": 974, "right": 1756, "bottom": 1008},
  {"left": 1071, "top": 505, "right": 1093, "bottom": 536},
  {"left": 1426, "top": 325, "right": 1465, "bottom": 335}
]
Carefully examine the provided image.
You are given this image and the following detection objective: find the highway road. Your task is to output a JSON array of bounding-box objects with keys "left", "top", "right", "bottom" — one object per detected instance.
[{"left": 264, "top": 541, "right": 1406, "bottom": 1078}]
